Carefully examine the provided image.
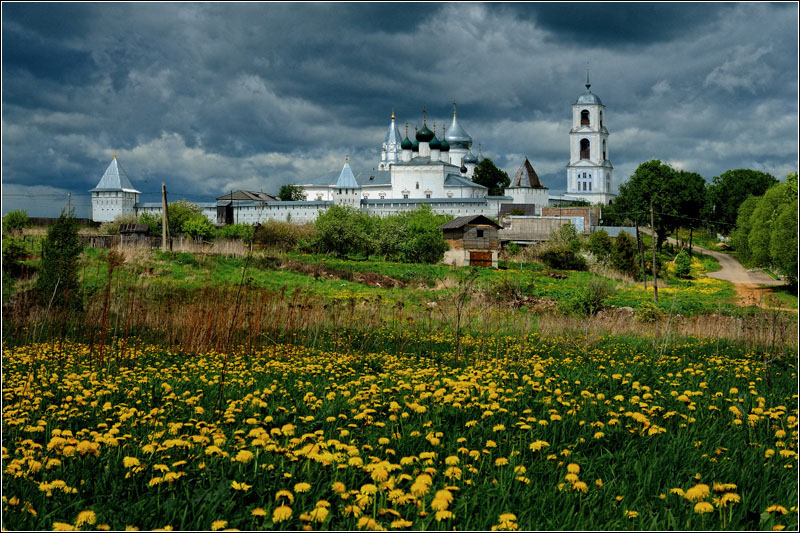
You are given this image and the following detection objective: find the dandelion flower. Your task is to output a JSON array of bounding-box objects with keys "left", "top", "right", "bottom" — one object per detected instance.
[
  {"left": 75, "top": 510, "right": 97, "bottom": 527},
  {"left": 210, "top": 520, "right": 227, "bottom": 531},
  {"left": 272, "top": 505, "right": 292, "bottom": 523},
  {"left": 294, "top": 482, "right": 311, "bottom": 493},
  {"left": 251, "top": 508, "right": 266, "bottom": 517},
  {"left": 694, "top": 502, "right": 714, "bottom": 514},
  {"left": 684, "top": 484, "right": 710, "bottom": 502},
  {"left": 566, "top": 463, "right": 580, "bottom": 474}
]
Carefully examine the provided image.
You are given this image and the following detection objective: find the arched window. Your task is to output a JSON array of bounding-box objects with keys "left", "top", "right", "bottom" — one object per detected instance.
[
  {"left": 600, "top": 111, "right": 604, "bottom": 128},
  {"left": 603, "top": 140, "right": 607, "bottom": 160},
  {"left": 580, "top": 110, "right": 590, "bottom": 126},
  {"left": 580, "top": 139, "right": 590, "bottom": 160}
]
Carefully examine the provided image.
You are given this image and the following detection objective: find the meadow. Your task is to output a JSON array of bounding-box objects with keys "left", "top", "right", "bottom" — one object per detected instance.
[
  {"left": 2, "top": 331, "right": 796, "bottom": 531},
  {"left": 2, "top": 245, "right": 797, "bottom": 530}
]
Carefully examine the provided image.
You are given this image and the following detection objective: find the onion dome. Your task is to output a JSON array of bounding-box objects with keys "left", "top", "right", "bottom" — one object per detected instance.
[
  {"left": 575, "top": 70, "right": 603, "bottom": 105},
  {"left": 439, "top": 126, "right": 450, "bottom": 152},
  {"left": 416, "top": 124, "right": 434, "bottom": 142},
  {"left": 460, "top": 164, "right": 468, "bottom": 174},
  {"left": 429, "top": 136, "right": 441, "bottom": 150},
  {"left": 401, "top": 123, "right": 413, "bottom": 150},
  {"left": 416, "top": 105, "right": 435, "bottom": 142},
  {"left": 463, "top": 150, "right": 478, "bottom": 164},
  {"left": 445, "top": 100, "right": 472, "bottom": 149}
]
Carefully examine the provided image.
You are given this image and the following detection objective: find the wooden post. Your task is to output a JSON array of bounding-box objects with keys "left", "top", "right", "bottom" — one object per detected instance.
[
  {"left": 650, "top": 199, "right": 658, "bottom": 302},
  {"left": 636, "top": 224, "right": 646, "bottom": 290},
  {"left": 161, "top": 182, "right": 169, "bottom": 252}
]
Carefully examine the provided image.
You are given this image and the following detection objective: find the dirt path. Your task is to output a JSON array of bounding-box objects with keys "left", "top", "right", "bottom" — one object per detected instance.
[{"left": 643, "top": 229, "right": 791, "bottom": 309}]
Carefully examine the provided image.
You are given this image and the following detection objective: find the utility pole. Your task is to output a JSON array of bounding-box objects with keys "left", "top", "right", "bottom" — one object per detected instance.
[
  {"left": 161, "top": 182, "right": 169, "bottom": 252},
  {"left": 650, "top": 198, "right": 658, "bottom": 302},
  {"left": 636, "top": 223, "right": 646, "bottom": 290},
  {"left": 66, "top": 192, "right": 71, "bottom": 214}
]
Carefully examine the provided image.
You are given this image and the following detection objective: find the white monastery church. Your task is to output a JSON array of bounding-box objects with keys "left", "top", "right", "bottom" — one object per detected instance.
[{"left": 91, "top": 80, "right": 614, "bottom": 224}]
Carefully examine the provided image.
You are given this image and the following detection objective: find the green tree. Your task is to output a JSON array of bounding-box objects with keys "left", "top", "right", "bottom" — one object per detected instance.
[
  {"left": 168, "top": 200, "right": 203, "bottom": 236},
  {"left": 770, "top": 197, "right": 798, "bottom": 285},
  {"left": 314, "top": 205, "right": 374, "bottom": 258},
  {"left": 278, "top": 184, "right": 307, "bottom": 201},
  {"left": 610, "top": 231, "right": 639, "bottom": 278},
  {"left": 747, "top": 183, "right": 789, "bottom": 266},
  {"left": 138, "top": 211, "right": 161, "bottom": 235},
  {"left": 395, "top": 206, "right": 449, "bottom": 264},
  {"left": 217, "top": 223, "right": 255, "bottom": 243},
  {"left": 705, "top": 169, "right": 777, "bottom": 234},
  {"left": 36, "top": 210, "right": 83, "bottom": 309},
  {"left": 587, "top": 229, "right": 613, "bottom": 261},
  {"left": 674, "top": 250, "right": 692, "bottom": 279},
  {"left": 181, "top": 213, "right": 215, "bottom": 240},
  {"left": 2, "top": 209, "right": 29, "bottom": 233},
  {"left": 729, "top": 195, "right": 760, "bottom": 262},
  {"left": 614, "top": 160, "right": 687, "bottom": 251},
  {"left": 471, "top": 158, "right": 510, "bottom": 196}
]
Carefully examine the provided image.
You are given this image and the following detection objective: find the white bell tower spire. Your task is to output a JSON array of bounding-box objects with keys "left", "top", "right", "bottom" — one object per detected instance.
[{"left": 565, "top": 69, "right": 616, "bottom": 204}]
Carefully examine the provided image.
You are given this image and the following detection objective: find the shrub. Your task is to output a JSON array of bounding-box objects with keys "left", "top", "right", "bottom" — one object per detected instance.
[
  {"left": 486, "top": 275, "right": 531, "bottom": 306},
  {"left": 36, "top": 211, "right": 82, "bottom": 309},
  {"left": 2, "top": 209, "right": 29, "bottom": 233},
  {"left": 635, "top": 301, "right": 664, "bottom": 323},
  {"left": 674, "top": 250, "right": 692, "bottom": 279},
  {"left": 254, "top": 220, "right": 318, "bottom": 251},
  {"left": 611, "top": 232, "right": 639, "bottom": 278},
  {"left": 168, "top": 200, "right": 203, "bottom": 236},
  {"left": 314, "top": 205, "right": 375, "bottom": 258},
  {"left": 217, "top": 223, "right": 255, "bottom": 243},
  {"left": 139, "top": 211, "right": 162, "bottom": 235},
  {"left": 539, "top": 244, "right": 587, "bottom": 271},
  {"left": 2, "top": 235, "right": 29, "bottom": 275},
  {"left": 560, "top": 278, "right": 614, "bottom": 316},
  {"left": 98, "top": 213, "right": 138, "bottom": 235},
  {"left": 587, "top": 229, "right": 613, "bottom": 261},
  {"left": 181, "top": 213, "right": 215, "bottom": 240}
]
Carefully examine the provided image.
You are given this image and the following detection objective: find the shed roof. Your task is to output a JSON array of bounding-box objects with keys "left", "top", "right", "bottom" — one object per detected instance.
[{"left": 439, "top": 214, "right": 502, "bottom": 230}]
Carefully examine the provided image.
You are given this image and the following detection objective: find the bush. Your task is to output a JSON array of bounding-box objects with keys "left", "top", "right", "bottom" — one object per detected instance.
[
  {"left": 139, "top": 211, "right": 162, "bottom": 235},
  {"left": 635, "top": 301, "right": 664, "bottom": 323},
  {"left": 539, "top": 244, "right": 587, "bottom": 271},
  {"left": 181, "top": 213, "right": 215, "bottom": 240},
  {"left": 674, "top": 250, "right": 692, "bottom": 279},
  {"left": 486, "top": 275, "right": 531, "bottom": 306},
  {"left": 611, "top": 232, "right": 639, "bottom": 278},
  {"left": 217, "top": 223, "right": 255, "bottom": 243},
  {"left": 314, "top": 205, "right": 375, "bottom": 258},
  {"left": 98, "top": 213, "right": 138, "bottom": 235},
  {"left": 36, "top": 211, "right": 83, "bottom": 309},
  {"left": 587, "top": 229, "right": 613, "bottom": 261},
  {"left": 560, "top": 278, "right": 614, "bottom": 316},
  {"left": 168, "top": 200, "right": 203, "bottom": 236},
  {"left": 254, "top": 220, "right": 318, "bottom": 251},
  {"left": 2, "top": 235, "right": 29, "bottom": 275},
  {"left": 2, "top": 209, "right": 29, "bottom": 233}
]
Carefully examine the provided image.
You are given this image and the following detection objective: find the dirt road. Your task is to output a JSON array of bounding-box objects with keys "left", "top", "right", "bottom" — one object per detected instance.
[{"left": 642, "top": 229, "right": 789, "bottom": 308}]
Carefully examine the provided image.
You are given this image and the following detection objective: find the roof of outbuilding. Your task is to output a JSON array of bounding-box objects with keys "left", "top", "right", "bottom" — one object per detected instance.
[
  {"left": 439, "top": 214, "right": 502, "bottom": 230},
  {"left": 215, "top": 190, "right": 279, "bottom": 202}
]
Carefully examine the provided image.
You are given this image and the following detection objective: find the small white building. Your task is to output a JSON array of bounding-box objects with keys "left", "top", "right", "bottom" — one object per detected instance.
[
  {"left": 90, "top": 154, "right": 140, "bottom": 222},
  {"left": 564, "top": 73, "right": 616, "bottom": 205}
]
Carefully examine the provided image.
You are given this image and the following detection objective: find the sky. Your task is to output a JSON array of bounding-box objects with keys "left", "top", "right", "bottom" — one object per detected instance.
[{"left": 2, "top": 2, "right": 798, "bottom": 218}]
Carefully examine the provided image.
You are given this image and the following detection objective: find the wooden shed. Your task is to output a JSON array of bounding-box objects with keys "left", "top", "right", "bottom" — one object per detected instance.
[{"left": 439, "top": 215, "right": 502, "bottom": 268}]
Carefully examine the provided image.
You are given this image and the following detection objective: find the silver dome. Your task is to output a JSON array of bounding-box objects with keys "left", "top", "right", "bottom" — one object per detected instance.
[
  {"left": 576, "top": 90, "right": 603, "bottom": 105},
  {"left": 463, "top": 150, "right": 478, "bottom": 164},
  {"left": 445, "top": 105, "right": 472, "bottom": 149}
]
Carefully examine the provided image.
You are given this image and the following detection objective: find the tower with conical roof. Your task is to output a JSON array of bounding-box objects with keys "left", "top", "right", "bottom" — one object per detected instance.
[
  {"left": 379, "top": 109, "right": 402, "bottom": 170},
  {"left": 333, "top": 155, "right": 361, "bottom": 207},
  {"left": 90, "top": 153, "right": 141, "bottom": 222},
  {"left": 565, "top": 70, "right": 615, "bottom": 204}
]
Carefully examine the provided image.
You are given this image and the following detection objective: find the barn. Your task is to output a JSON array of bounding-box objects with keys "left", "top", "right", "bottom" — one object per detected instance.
[{"left": 440, "top": 215, "right": 502, "bottom": 268}]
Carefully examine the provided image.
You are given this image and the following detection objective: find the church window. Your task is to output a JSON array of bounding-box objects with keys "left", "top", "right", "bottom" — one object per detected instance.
[
  {"left": 600, "top": 111, "right": 604, "bottom": 127},
  {"left": 426, "top": 193, "right": 431, "bottom": 199},
  {"left": 589, "top": 183, "right": 592, "bottom": 191},
  {"left": 603, "top": 140, "right": 607, "bottom": 160},
  {"left": 580, "top": 139, "right": 590, "bottom": 160},
  {"left": 403, "top": 194, "right": 409, "bottom": 199},
  {"left": 580, "top": 110, "right": 590, "bottom": 126}
]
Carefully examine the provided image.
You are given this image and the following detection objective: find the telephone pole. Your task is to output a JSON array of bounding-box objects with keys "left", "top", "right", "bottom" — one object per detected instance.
[
  {"left": 161, "top": 182, "right": 170, "bottom": 252},
  {"left": 650, "top": 198, "right": 658, "bottom": 302}
]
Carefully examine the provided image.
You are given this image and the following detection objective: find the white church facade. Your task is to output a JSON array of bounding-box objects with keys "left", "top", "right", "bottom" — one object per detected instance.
[{"left": 91, "top": 80, "right": 615, "bottom": 224}]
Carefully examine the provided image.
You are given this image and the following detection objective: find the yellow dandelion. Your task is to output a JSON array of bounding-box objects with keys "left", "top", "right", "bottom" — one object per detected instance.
[
  {"left": 684, "top": 483, "right": 710, "bottom": 502},
  {"left": 566, "top": 463, "right": 580, "bottom": 474},
  {"left": 210, "top": 520, "right": 227, "bottom": 531},
  {"left": 294, "top": 482, "right": 311, "bottom": 493},
  {"left": 694, "top": 502, "right": 714, "bottom": 514},
  {"left": 251, "top": 508, "right": 267, "bottom": 517},
  {"left": 272, "top": 505, "right": 292, "bottom": 523},
  {"left": 75, "top": 510, "right": 97, "bottom": 527}
]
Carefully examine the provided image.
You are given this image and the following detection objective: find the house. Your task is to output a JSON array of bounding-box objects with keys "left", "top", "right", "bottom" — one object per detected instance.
[{"left": 440, "top": 215, "right": 502, "bottom": 268}]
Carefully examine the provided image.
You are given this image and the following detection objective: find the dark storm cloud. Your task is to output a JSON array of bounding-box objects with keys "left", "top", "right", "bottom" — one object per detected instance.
[{"left": 1, "top": 2, "right": 797, "bottom": 217}]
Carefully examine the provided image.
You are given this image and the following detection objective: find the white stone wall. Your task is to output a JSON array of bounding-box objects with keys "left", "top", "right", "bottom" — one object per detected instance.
[{"left": 92, "top": 191, "right": 138, "bottom": 222}]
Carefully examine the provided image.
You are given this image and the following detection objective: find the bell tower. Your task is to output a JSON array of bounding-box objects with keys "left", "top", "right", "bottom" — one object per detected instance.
[{"left": 565, "top": 70, "right": 615, "bottom": 204}]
